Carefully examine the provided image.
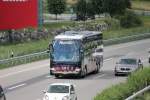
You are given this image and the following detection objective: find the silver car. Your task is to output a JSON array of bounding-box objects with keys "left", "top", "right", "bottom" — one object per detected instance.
[{"left": 114, "top": 58, "right": 143, "bottom": 76}]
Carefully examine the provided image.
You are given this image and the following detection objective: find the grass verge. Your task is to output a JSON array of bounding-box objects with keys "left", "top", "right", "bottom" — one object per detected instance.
[
  {"left": 132, "top": 1, "right": 150, "bottom": 11},
  {"left": 0, "top": 38, "right": 50, "bottom": 59},
  {"left": 94, "top": 67, "right": 150, "bottom": 100}
]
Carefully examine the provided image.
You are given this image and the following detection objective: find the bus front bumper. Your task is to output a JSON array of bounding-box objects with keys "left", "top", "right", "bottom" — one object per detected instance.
[{"left": 50, "top": 68, "right": 81, "bottom": 75}]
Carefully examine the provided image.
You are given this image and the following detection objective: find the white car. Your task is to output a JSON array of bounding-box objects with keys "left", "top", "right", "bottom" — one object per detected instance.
[{"left": 43, "top": 83, "right": 77, "bottom": 100}]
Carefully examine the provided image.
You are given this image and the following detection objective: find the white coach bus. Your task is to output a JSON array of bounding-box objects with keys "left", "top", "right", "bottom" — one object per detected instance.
[{"left": 49, "top": 31, "right": 103, "bottom": 78}]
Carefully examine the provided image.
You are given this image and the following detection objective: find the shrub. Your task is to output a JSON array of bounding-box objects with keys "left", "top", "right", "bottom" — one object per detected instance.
[
  {"left": 127, "top": 67, "right": 150, "bottom": 90},
  {"left": 94, "top": 67, "right": 150, "bottom": 100},
  {"left": 104, "top": 18, "right": 120, "bottom": 30},
  {"left": 120, "top": 11, "right": 143, "bottom": 28}
]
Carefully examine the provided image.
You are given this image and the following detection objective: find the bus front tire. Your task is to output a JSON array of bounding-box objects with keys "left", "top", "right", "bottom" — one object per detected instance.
[
  {"left": 95, "top": 64, "right": 100, "bottom": 73},
  {"left": 79, "top": 68, "right": 87, "bottom": 78}
]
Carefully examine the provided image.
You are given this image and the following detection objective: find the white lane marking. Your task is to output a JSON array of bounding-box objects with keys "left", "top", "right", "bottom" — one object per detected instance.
[
  {"left": 93, "top": 74, "right": 105, "bottom": 79},
  {"left": 104, "top": 58, "right": 113, "bottom": 62},
  {"left": 8, "top": 83, "right": 26, "bottom": 90},
  {"left": 0, "top": 64, "right": 48, "bottom": 78},
  {"left": 45, "top": 75, "right": 53, "bottom": 78},
  {"left": 36, "top": 99, "right": 41, "bottom": 100},
  {"left": 126, "top": 52, "right": 135, "bottom": 56}
]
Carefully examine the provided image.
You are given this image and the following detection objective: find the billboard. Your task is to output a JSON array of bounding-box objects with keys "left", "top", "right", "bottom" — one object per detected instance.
[{"left": 0, "top": 0, "right": 38, "bottom": 30}]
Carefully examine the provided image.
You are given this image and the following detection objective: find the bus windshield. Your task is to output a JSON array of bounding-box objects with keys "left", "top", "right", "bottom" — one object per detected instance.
[{"left": 52, "top": 40, "right": 80, "bottom": 62}]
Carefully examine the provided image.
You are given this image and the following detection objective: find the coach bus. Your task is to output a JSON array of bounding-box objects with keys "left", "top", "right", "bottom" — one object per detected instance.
[{"left": 49, "top": 31, "right": 103, "bottom": 78}]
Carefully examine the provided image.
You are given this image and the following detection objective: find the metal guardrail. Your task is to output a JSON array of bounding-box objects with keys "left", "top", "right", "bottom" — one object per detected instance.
[
  {"left": 104, "top": 33, "right": 150, "bottom": 46},
  {"left": 0, "top": 51, "right": 49, "bottom": 67},
  {"left": 125, "top": 85, "right": 150, "bottom": 100},
  {"left": 0, "top": 33, "right": 150, "bottom": 67},
  {"left": 133, "top": 10, "right": 150, "bottom": 16}
]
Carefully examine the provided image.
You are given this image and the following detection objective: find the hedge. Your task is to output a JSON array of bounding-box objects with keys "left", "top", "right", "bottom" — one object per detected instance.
[{"left": 94, "top": 67, "right": 150, "bottom": 100}]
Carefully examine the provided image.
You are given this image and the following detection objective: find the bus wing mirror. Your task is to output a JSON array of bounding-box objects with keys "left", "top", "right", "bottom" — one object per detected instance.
[
  {"left": 80, "top": 49, "right": 83, "bottom": 53},
  {"left": 49, "top": 43, "right": 53, "bottom": 52},
  {"left": 42, "top": 90, "right": 46, "bottom": 94}
]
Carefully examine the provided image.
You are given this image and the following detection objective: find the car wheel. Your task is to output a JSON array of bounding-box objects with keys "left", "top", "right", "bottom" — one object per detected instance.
[
  {"left": 1, "top": 96, "right": 6, "bottom": 100},
  {"left": 4, "top": 95, "right": 6, "bottom": 100},
  {"left": 75, "top": 97, "right": 77, "bottom": 100},
  {"left": 115, "top": 72, "right": 118, "bottom": 76}
]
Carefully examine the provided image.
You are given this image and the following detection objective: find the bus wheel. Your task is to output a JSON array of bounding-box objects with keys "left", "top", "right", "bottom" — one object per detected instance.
[
  {"left": 96, "top": 64, "right": 100, "bottom": 73},
  {"left": 55, "top": 74, "right": 59, "bottom": 78},
  {"left": 80, "top": 68, "right": 86, "bottom": 78}
]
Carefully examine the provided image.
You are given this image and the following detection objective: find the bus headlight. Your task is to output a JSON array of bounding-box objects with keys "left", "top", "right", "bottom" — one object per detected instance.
[{"left": 75, "top": 68, "right": 81, "bottom": 72}]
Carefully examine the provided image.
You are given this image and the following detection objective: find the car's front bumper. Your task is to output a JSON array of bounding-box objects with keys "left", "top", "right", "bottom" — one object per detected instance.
[{"left": 115, "top": 69, "right": 132, "bottom": 75}]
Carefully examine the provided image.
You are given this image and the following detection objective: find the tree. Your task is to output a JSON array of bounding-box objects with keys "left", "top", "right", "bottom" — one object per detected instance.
[
  {"left": 125, "top": 0, "right": 131, "bottom": 9},
  {"left": 47, "top": 0, "right": 66, "bottom": 19},
  {"left": 91, "top": 0, "right": 103, "bottom": 15},
  {"left": 103, "top": 0, "right": 131, "bottom": 17},
  {"left": 86, "top": 1, "right": 95, "bottom": 19},
  {"left": 75, "top": 0, "right": 87, "bottom": 20}
]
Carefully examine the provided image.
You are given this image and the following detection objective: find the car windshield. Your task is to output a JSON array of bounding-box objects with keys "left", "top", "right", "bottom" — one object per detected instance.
[
  {"left": 52, "top": 40, "right": 80, "bottom": 62},
  {"left": 48, "top": 85, "right": 69, "bottom": 93},
  {"left": 119, "top": 59, "right": 137, "bottom": 65}
]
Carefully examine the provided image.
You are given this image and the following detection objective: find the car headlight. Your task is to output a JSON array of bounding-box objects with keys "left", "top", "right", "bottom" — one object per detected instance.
[
  {"left": 44, "top": 95, "right": 49, "bottom": 100},
  {"left": 62, "top": 96, "right": 70, "bottom": 100}
]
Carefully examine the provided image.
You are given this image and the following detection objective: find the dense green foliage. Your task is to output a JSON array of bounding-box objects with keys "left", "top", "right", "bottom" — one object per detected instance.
[
  {"left": 75, "top": 0, "right": 131, "bottom": 20},
  {"left": 92, "top": 0, "right": 103, "bottom": 15},
  {"left": 103, "top": 0, "right": 130, "bottom": 17},
  {"left": 94, "top": 67, "right": 150, "bottom": 100},
  {"left": 120, "top": 11, "right": 142, "bottom": 28},
  {"left": 75, "top": 0, "right": 87, "bottom": 20},
  {"left": 47, "top": 0, "right": 66, "bottom": 19}
]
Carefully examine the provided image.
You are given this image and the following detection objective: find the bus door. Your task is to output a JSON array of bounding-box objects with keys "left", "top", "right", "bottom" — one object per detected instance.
[{"left": 88, "top": 54, "right": 97, "bottom": 72}]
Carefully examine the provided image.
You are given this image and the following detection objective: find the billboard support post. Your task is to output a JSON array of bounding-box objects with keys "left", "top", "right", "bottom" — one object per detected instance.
[{"left": 38, "top": 0, "right": 43, "bottom": 27}]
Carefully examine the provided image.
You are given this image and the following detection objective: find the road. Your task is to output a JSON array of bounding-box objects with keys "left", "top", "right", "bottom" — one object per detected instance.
[{"left": 0, "top": 39, "right": 150, "bottom": 100}]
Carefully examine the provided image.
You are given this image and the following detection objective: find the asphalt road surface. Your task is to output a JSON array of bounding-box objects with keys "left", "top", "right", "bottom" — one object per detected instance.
[{"left": 0, "top": 39, "right": 150, "bottom": 100}]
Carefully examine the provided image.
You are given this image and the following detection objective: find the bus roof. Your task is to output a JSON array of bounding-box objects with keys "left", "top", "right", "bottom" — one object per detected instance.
[{"left": 54, "top": 31, "right": 102, "bottom": 40}]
